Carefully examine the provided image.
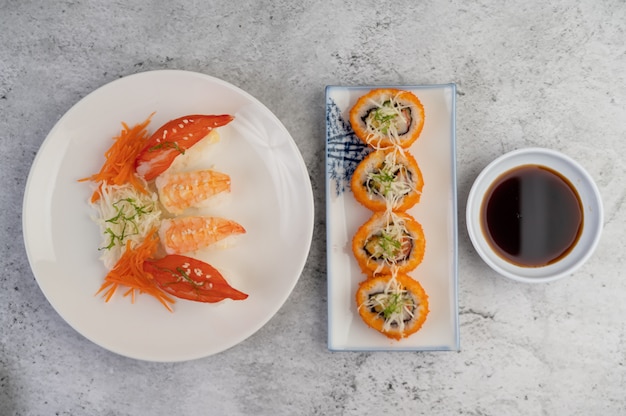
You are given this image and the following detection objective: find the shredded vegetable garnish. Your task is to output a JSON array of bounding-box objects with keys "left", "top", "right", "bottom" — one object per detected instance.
[
  {"left": 361, "top": 275, "right": 416, "bottom": 333},
  {"left": 366, "top": 151, "right": 418, "bottom": 211},
  {"left": 364, "top": 212, "right": 414, "bottom": 268},
  {"left": 90, "top": 181, "right": 162, "bottom": 269},
  {"left": 96, "top": 228, "right": 175, "bottom": 311},
  {"left": 101, "top": 198, "right": 154, "bottom": 249},
  {"left": 364, "top": 95, "right": 413, "bottom": 148},
  {"left": 79, "top": 114, "right": 153, "bottom": 202}
]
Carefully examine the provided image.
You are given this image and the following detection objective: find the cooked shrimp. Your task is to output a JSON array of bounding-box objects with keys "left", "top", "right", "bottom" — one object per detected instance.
[
  {"left": 155, "top": 169, "right": 231, "bottom": 215},
  {"left": 159, "top": 216, "right": 246, "bottom": 254}
]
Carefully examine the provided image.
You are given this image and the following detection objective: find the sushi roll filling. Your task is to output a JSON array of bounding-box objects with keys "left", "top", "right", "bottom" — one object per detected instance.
[
  {"left": 363, "top": 230, "right": 413, "bottom": 263},
  {"left": 362, "top": 99, "right": 412, "bottom": 141},
  {"left": 351, "top": 149, "right": 423, "bottom": 212},
  {"left": 365, "top": 287, "right": 417, "bottom": 330},
  {"left": 364, "top": 157, "right": 414, "bottom": 200}
]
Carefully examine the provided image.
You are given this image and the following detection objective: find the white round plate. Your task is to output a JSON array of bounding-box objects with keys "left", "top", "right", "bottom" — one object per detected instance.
[{"left": 22, "top": 70, "right": 314, "bottom": 361}]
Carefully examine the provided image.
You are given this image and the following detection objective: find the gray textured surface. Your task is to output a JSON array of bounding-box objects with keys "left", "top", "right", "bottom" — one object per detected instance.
[{"left": 2, "top": 0, "right": 626, "bottom": 414}]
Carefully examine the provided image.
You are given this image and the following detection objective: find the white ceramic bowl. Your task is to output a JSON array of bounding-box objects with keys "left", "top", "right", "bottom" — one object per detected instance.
[{"left": 466, "top": 148, "right": 603, "bottom": 283}]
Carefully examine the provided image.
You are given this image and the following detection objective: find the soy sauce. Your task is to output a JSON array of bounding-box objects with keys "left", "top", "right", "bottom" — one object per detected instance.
[{"left": 481, "top": 165, "right": 583, "bottom": 267}]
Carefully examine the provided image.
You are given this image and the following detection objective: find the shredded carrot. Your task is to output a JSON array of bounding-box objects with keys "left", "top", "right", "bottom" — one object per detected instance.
[
  {"left": 79, "top": 113, "right": 154, "bottom": 202},
  {"left": 96, "top": 227, "right": 175, "bottom": 311}
]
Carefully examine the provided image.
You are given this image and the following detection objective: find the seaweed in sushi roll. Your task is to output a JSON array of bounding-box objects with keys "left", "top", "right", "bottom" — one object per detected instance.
[
  {"left": 351, "top": 148, "right": 424, "bottom": 212},
  {"left": 349, "top": 88, "right": 425, "bottom": 149},
  {"left": 352, "top": 211, "right": 426, "bottom": 275},
  {"left": 356, "top": 273, "right": 429, "bottom": 340}
]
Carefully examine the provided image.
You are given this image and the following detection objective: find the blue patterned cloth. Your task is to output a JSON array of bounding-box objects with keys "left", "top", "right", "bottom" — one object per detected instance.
[{"left": 326, "top": 97, "right": 370, "bottom": 196}]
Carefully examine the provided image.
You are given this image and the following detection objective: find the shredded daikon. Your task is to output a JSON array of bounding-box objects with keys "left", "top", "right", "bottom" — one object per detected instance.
[
  {"left": 364, "top": 94, "right": 413, "bottom": 148},
  {"left": 362, "top": 276, "right": 416, "bottom": 333},
  {"left": 90, "top": 180, "right": 162, "bottom": 269},
  {"left": 366, "top": 151, "right": 419, "bottom": 211},
  {"left": 367, "top": 213, "right": 413, "bottom": 266}
]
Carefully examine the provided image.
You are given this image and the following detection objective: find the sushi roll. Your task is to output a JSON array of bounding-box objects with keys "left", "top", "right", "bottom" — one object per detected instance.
[
  {"left": 349, "top": 88, "right": 425, "bottom": 149},
  {"left": 351, "top": 148, "right": 424, "bottom": 212},
  {"left": 155, "top": 169, "right": 231, "bottom": 215},
  {"left": 356, "top": 273, "right": 429, "bottom": 340},
  {"left": 352, "top": 211, "right": 426, "bottom": 275}
]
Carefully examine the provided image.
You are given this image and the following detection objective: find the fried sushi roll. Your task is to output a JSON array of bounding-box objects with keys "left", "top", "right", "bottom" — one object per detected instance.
[
  {"left": 352, "top": 211, "right": 426, "bottom": 275},
  {"left": 356, "top": 273, "right": 429, "bottom": 340},
  {"left": 349, "top": 88, "right": 425, "bottom": 149},
  {"left": 351, "top": 149, "right": 424, "bottom": 212}
]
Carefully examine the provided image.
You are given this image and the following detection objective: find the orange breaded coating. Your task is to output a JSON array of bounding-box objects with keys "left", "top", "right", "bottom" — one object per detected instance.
[
  {"left": 349, "top": 88, "right": 425, "bottom": 149},
  {"left": 351, "top": 148, "right": 424, "bottom": 212},
  {"left": 356, "top": 273, "right": 429, "bottom": 340}
]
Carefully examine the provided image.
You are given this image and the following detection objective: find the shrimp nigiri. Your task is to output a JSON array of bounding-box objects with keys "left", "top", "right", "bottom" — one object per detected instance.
[
  {"left": 156, "top": 169, "right": 231, "bottom": 215},
  {"left": 159, "top": 216, "right": 246, "bottom": 254}
]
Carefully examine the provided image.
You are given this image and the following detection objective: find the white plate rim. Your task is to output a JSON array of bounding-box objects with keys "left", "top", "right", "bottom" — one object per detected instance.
[{"left": 22, "top": 69, "right": 314, "bottom": 361}]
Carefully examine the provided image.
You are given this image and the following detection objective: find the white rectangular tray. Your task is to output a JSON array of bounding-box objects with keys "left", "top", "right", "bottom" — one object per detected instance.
[{"left": 325, "top": 84, "right": 460, "bottom": 351}]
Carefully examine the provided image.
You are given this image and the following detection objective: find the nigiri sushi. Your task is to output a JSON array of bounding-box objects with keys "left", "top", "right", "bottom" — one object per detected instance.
[
  {"left": 155, "top": 169, "right": 231, "bottom": 215},
  {"left": 135, "top": 114, "right": 233, "bottom": 181},
  {"left": 144, "top": 254, "right": 248, "bottom": 303},
  {"left": 352, "top": 211, "right": 426, "bottom": 275},
  {"left": 351, "top": 148, "right": 424, "bottom": 212},
  {"left": 159, "top": 216, "right": 246, "bottom": 254},
  {"left": 349, "top": 88, "right": 425, "bottom": 149},
  {"left": 356, "top": 273, "right": 429, "bottom": 340}
]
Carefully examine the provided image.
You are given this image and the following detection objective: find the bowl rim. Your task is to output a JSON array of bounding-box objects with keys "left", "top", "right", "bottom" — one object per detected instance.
[{"left": 466, "top": 147, "right": 604, "bottom": 283}]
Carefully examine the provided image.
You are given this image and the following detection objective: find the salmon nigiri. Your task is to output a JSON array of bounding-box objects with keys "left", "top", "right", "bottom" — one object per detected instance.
[
  {"left": 156, "top": 169, "right": 231, "bottom": 215},
  {"left": 159, "top": 216, "right": 246, "bottom": 255}
]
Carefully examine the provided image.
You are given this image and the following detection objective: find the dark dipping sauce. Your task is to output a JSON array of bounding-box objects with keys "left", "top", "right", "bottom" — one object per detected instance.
[{"left": 481, "top": 165, "right": 583, "bottom": 267}]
